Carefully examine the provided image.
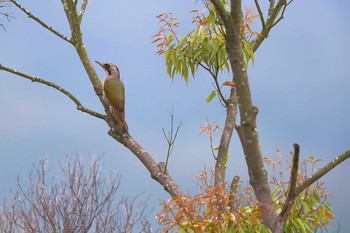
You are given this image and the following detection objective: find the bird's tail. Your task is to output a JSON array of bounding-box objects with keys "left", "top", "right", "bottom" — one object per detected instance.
[
  {"left": 111, "top": 110, "right": 128, "bottom": 133},
  {"left": 121, "top": 119, "right": 128, "bottom": 133}
]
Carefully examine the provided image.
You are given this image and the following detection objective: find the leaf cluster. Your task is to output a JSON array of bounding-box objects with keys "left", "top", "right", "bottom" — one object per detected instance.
[
  {"left": 157, "top": 153, "right": 334, "bottom": 233},
  {"left": 152, "top": 2, "right": 261, "bottom": 85},
  {"left": 157, "top": 169, "right": 270, "bottom": 233},
  {"left": 266, "top": 152, "right": 334, "bottom": 233},
  {"left": 153, "top": 4, "right": 228, "bottom": 84}
]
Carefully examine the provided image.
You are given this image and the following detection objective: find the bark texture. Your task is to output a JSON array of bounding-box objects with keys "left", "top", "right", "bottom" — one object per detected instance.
[{"left": 210, "top": 0, "right": 277, "bottom": 229}]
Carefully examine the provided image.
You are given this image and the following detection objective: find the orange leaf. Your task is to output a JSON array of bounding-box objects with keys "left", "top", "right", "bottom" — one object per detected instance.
[
  {"left": 199, "top": 128, "right": 208, "bottom": 135},
  {"left": 223, "top": 81, "right": 236, "bottom": 88},
  {"left": 325, "top": 212, "right": 334, "bottom": 219},
  {"left": 151, "top": 37, "right": 162, "bottom": 44}
]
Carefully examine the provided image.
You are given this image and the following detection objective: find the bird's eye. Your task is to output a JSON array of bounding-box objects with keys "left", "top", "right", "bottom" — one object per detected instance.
[{"left": 105, "top": 64, "right": 110, "bottom": 68}]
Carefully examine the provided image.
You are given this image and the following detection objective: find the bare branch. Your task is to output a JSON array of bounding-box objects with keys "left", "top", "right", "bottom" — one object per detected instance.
[
  {"left": 214, "top": 89, "right": 238, "bottom": 186},
  {"left": 295, "top": 148, "right": 350, "bottom": 196},
  {"left": 228, "top": 175, "right": 240, "bottom": 211},
  {"left": 287, "top": 143, "right": 300, "bottom": 198},
  {"left": 268, "top": 0, "right": 276, "bottom": 18},
  {"left": 0, "top": 64, "right": 105, "bottom": 120},
  {"left": 57, "top": 0, "right": 184, "bottom": 198},
  {"left": 270, "top": 0, "right": 292, "bottom": 29},
  {"left": 210, "top": 0, "right": 230, "bottom": 24},
  {"left": 198, "top": 62, "right": 228, "bottom": 107},
  {"left": 278, "top": 143, "right": 300, "bottom": 222},
  {"left": 78, "top": 0, "right": 88, "bottom": 24},
  {"left": 9, "top": 0, "right": 72, "bottom": 44},
  {"left": 254, "top": 0, "right": 265, "bottom": 28},
  {"left": 1, "top": 155, "right": 157, "bottom": 232},
  {"left": 253, "top": 0, "right": 291, "bottom": 52},
  {"left": 211, "top": 0, "right": 278, "bottom": 229}
]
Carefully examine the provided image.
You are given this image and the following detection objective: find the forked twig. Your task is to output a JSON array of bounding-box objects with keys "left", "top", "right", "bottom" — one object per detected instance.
[{"left": 162, "top": 109, "right": 182, "bottom": 174}]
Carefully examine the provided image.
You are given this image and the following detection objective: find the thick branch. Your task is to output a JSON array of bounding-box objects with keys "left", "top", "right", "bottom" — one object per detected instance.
[
  {"left": 59, "top": 0, "right": 110, "bottom": 121},
  {"left": 211, "top": 0, "right": 277, "bottom": 229},
  {"left": 210, "top": 0, "right": 237, "bottom": 189},
  {"left": 214, "top": 89, "right": 237, "bottom": 186},
  {"left": 59, "top": 0, "right": 184, "bottom": 198},
  {"left": 61, "top": 0, "right": 81, "bottom": 44},
  {"left": 108, "top": 131, "right": 184, "bottom": 197},
  {"left": 0, "top": 64, "right": 105, "bottom": 120},
  {"left": 9, "top": 0, "right": 72, "bottom": 44},
  {"left": 210, "top": 0, "right": 230, "bottom": 25}
]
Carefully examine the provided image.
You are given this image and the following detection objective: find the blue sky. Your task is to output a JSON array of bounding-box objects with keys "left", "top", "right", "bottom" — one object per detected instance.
[{"left": 1, "top": 0, "right": 349, "bottom": 231}]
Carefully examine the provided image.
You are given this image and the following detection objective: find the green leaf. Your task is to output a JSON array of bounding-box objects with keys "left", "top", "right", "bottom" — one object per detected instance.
[
  {"left": 301, "top": 200, "right": 310, "bottom": 212},
  {"left": 167, "top": 33, "right": 174, "bottom": 45},
  {"left": 206, "top": 90, "right": 216, "bottom": 104},
  {"left": 242, "top": 39, "right": 255, "bottom": 68},
  {"left": 208, "top": 8, "right": 215, "bottom": 27},
  {"left": 167, "top": 62, "right": 173, "bottom": 79},
  {"left": 313, "top": 193, "right": 321, "bottom": 205}
]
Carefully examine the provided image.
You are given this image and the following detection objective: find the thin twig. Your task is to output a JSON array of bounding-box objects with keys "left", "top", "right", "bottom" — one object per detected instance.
[
  {"left": 162, "top": 109, "right": 182, "bottom": 174},
  {"left": 0, "top": 64, "right": 105, "bottom": 120},
  {"left": 198, "top": 62, "right": 228, "bottom": 107},
  {"left": 254, "top": 0, "right": 265, "bottom": 28},
  {"left": 9, "top": 0, "right": 72, "bottom": 44},
  {"left": 253, "top": 0, "right": 292, "bottom": 52},
  {"left": 270, "top": 0, "right": 289, "bottom": 29},
  {"left": 214, "top": 51, "right": 228, "bottom": 107},
  {"left": 0, "top": 0, "right": 14, "bottom": 30}
]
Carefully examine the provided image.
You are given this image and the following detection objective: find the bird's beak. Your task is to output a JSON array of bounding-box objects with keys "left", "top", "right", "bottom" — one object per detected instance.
[{"left": 95, "top": 61, "right": 106, "bottom": 70}]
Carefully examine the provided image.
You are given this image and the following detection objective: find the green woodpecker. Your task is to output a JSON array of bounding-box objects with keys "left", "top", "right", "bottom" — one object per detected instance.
[{"left": 95, "top": 61, "right": 128, "bottom": 133}]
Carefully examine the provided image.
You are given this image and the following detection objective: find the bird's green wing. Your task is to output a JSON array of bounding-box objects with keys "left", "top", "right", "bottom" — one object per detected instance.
[{"left": 103, "top": 78, "right": 125, "bottom": 113}]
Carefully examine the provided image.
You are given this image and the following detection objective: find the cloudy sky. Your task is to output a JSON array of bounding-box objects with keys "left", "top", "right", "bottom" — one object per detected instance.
[{"left": 1, "top": 0, "right": 349, "bottom": 231}]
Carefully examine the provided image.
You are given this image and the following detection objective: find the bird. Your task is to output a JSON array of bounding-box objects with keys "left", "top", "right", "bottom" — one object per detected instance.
[{"left": 95, "top": 61, "right": 128, "bottom": 133}]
